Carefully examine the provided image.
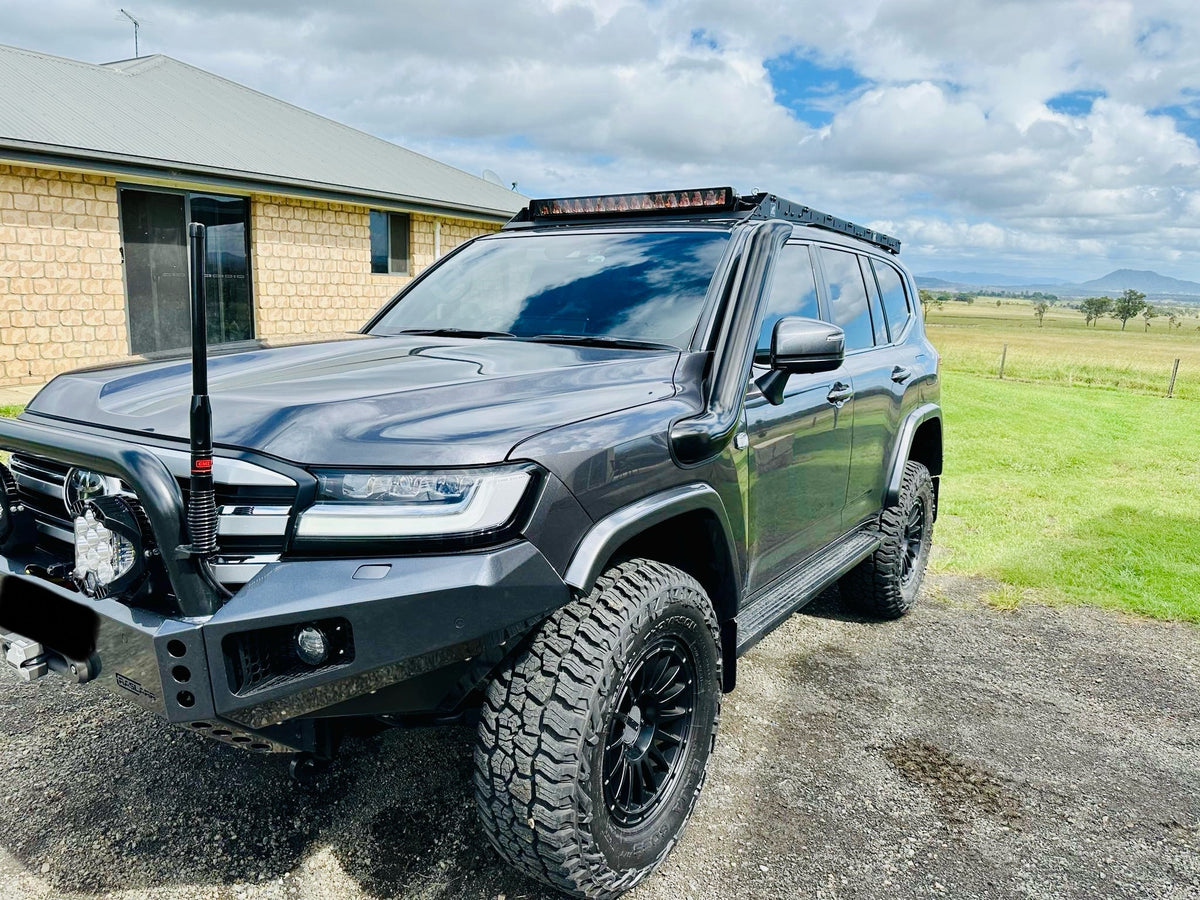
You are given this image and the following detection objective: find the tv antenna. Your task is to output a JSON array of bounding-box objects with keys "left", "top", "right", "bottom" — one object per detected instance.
[{"left": 120, "top": 9, "right": 140, "bottom": 57}]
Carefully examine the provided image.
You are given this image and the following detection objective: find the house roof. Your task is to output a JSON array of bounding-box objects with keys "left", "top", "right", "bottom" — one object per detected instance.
[{"left": 0, "top": 44, "right": 525, "bottom": 221}]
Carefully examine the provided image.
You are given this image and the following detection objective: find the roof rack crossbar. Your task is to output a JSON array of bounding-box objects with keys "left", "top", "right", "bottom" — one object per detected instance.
[{"left": 743, "top": 193, "right": 901, "bottom": 254}]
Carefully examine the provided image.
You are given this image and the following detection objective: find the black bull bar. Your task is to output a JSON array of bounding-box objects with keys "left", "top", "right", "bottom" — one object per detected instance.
[{"left": 0, "top": 415, "right": 221, "bottom": 618}]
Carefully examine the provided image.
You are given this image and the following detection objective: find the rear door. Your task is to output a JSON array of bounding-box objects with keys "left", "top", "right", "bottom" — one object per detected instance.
[{"left": 744, "top": 242, "right": 853, "bottom": 594}]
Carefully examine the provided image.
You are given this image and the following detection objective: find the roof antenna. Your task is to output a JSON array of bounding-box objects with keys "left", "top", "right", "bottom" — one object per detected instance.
[{"left": 120, "top": 9, "right": 140, "bottom": 58}]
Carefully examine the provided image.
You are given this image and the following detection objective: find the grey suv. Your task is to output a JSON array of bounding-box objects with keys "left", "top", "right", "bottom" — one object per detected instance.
[{"left": 0, "top": 187, "right": 941, "bottom": 897}]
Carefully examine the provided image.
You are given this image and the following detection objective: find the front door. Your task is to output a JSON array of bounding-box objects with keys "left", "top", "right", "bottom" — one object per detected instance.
[
  {"left": 119, "top": 188, "right": 254, "bottom": 355},
  {"left": 744, "top": 242, "right": 853, "bottom": 595}
]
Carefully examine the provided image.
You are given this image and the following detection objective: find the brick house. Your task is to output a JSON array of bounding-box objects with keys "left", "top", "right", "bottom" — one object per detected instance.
[{"left": 0, "top": 45, "right": 525, "bottom": 387}]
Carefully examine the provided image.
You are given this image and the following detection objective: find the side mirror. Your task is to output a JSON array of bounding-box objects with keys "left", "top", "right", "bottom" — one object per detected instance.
[
  {"left": 755, "top": 317, "right": 846, "bottom": 406},
  {"left": 770, "top": 317, "right": 845, "bottom": 374}
]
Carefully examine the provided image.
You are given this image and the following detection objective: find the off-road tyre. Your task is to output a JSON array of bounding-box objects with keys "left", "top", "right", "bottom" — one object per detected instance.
[
  {"left": 475, "top": 559, "right": 722, "bottom": 898},
  {"left": 840, "top": 460, "right": 934, "bottom": 619}
]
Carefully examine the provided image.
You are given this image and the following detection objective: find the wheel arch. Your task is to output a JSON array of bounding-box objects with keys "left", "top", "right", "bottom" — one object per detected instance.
[
  {"left": 885, "top": 404, "right": 942, "bottom": 512},
  {"left": 564, "top": 484, "right": 742, "bottom": 691}
]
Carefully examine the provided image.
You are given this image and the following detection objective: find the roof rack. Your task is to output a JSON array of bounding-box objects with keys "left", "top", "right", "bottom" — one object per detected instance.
[
  {"left": 510, "top": 186, "right": 901, "bottom": 254},
  {"left": 739, "top": 192, "right": 901, "bottom": 254}
]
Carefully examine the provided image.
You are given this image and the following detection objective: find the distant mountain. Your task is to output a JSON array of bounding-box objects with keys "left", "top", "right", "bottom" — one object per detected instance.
[
  {"left": 914, "top": 276, "right": 957, "bottom": 289},
  {"left": 922, "top": 270, "right": 1068, "bottom": 287},
  {"left": 1075, "top": 269, "right": 1200, "bottom": 296}
]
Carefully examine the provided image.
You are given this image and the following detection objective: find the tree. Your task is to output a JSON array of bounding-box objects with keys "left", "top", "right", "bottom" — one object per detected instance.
[
  {"left": 1080, "top": 296, "right": 1113, "bottom": 327},
  {"left": 1033, "top": 300, "right": 1049, "bottom": 326},
  {"left": 918, "top": 289, "right": 934, "bottom": 314},
  {"left": 1111, "top": 289, "right": 1147, "bottom": 331},
  {"left": 1169, "top": 312, "right": 1181, "bottom": 330},
  {"left": 1142, "top": 304, "right": 1158, "bottom": 331}
]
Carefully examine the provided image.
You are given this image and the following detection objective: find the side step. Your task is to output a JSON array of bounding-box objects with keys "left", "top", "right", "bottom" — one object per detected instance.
[{"left": 735, "top": 530, "right": 881, "bottom": 656}]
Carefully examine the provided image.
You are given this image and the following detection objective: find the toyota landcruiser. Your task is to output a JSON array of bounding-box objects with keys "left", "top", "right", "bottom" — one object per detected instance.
[{"left": 0, "top": 187, "right": 941, "bottom": 897}]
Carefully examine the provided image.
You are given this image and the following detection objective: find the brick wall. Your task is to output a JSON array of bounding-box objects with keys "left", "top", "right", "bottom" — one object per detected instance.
[
  {"left": 0, "top": 167, "right": 504, "bottom": 386},
  {"left": 0, "top": 164, "right": 126, "bottom": 385},
  {"left": 250, "top": 195, "right": 501, "bottom": 341}
]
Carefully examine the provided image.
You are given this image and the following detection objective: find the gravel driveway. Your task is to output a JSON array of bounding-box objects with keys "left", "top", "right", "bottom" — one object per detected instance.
[{"left": 1, "top": 574, "right": 1196, "bottom": 900}]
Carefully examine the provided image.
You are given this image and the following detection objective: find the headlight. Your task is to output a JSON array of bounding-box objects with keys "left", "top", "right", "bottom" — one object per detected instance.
[{"left": 294, "top": 464, "right": 536, "bottom": 544}]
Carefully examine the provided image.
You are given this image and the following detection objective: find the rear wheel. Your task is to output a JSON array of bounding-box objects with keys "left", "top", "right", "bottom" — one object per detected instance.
[
  {"left": 841, "top": 460, "right": 934, "bottom": 619},
  {"left": 474, "top": 559, "right": 722, "bottom": 898}
]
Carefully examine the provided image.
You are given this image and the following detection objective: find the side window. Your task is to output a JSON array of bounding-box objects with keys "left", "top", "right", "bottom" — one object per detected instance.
[
  {"left": 860, "top": 256, "right": 888, "bottom": 346},
  {"left": 872, "top": 259, "right": 911, "bottom": 340},
  {"left": 819, "top": 247, "right": 874, "bottom": 351},
  {"left": 755, "top": 243, "right": 820, "bottom": 361}
]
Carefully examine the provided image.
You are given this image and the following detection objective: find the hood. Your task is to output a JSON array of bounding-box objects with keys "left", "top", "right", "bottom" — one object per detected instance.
[{"left": 27, "top": 336, "right": 683, "bottom": 467}]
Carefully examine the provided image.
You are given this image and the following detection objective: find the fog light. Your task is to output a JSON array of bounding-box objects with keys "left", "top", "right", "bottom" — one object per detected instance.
[
  {"left": 294, "top": 625, "right": 329, "bottom": 666},
  {"left": 73, "top": 496, "right": 151, "bottom": 599}
]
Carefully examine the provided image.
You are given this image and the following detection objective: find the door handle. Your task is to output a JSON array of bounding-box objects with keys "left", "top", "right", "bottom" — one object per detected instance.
[
  {"left": 891, "top": 366, "right": 913, "bottom": 383},
  {"left": 826, "top": 383, "right": 853, "bottom": 406}
]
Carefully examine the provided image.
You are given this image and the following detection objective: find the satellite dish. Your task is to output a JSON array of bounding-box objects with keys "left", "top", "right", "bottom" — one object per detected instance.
[{"left": 481, "top": 169, "right": 505, "bottom": 187}]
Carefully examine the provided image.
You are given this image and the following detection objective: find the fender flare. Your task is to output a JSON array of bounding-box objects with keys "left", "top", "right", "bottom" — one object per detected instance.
[
  {"left": 563, "top": 483, "right": 739, "bottom": 595},
  {"left": 884, "top": 402, "right": 942, "bottom": 507}
]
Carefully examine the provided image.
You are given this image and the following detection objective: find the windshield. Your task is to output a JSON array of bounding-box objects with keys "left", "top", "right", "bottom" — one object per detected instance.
[{"left": 369, "top": 230, "right": 730, "bottom": 348}]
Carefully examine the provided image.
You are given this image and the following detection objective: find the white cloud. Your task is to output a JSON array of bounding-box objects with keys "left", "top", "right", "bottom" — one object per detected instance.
[{"left": 0, "top": 0, "right": 1198, "bottom": 279}]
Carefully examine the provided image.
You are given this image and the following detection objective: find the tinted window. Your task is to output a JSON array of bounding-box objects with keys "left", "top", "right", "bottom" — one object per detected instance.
[
  {"left": 371, "top": 211, "right": 410, "bottom": 274},
  {"left": 872, "top": 259, "right": 911, "bottom": 339},
  {"left": 819, "top": 248, "right": 874, "bottom": 351},
  {"left": 371, "top": 231, "right": 729, "bottom": 347},
  {"left": 755, "top": 243, "right": 820, "bottom": 359},
  {"left": 861, "top": 257, "right": 889, "bottom": 346}
]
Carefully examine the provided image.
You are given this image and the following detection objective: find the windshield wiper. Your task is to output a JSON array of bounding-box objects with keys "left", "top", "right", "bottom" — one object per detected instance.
[
  {"left": 523, "top": 334, "right": 677, "bottom": 351},
  {"left": 392, "top": 327, "right": 515, "bottom": 339}
]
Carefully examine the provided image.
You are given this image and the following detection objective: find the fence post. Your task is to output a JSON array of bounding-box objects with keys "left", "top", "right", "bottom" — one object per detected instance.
[
  {"left": 998, "top": 343, "right": 1008, "bottom": 380},
  {"left": 1167, "top": 358, "right": 1180, "bottom": 398}
]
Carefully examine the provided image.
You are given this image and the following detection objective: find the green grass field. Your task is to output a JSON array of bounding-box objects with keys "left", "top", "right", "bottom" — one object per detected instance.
[
  {"left": 934, "top": 373, "right": 1200, "bottom": 622},
  {"left": 926, "top": 300, "right": 1200, "bottom": 400}
]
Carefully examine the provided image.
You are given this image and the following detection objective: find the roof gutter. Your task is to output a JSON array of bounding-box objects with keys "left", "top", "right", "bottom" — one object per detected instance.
[{"left": 0, "top": 140, "right": 522, "bottom": 224}]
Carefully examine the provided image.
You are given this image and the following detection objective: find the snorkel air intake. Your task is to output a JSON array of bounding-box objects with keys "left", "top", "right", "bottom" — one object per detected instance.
[{"left": 184, "top": 224, "right": 222, "bottom": 582}]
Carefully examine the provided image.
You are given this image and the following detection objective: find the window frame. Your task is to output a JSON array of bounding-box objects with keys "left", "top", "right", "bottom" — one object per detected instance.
[
  {"left": 370, "top": 210, "right": 412, "bottom": 276},
  {"left": 116, "top": 183, "right": 256, "bottom": 356},
  {"left": 868, "top": 256, "right": 914, "bottom": 344}
]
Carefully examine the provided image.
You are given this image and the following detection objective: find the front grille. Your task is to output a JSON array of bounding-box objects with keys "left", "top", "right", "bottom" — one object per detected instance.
[{"left": 8, "top": 451, "right": 297, "bottom": 592}]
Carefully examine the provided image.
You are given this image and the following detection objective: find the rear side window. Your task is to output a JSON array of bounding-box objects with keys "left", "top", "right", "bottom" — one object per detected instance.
[
  {"left": 861, "top": 256, "right": 889, "bottom": 346},
  {"left": 872, "top": 260, "right": 911, "bottom": 339},
  {"left": 755, "top": 243, "right": 820, "bottom": 360},
  {"left": 819, "top": 248, "right": 874, "bottom": 351}
]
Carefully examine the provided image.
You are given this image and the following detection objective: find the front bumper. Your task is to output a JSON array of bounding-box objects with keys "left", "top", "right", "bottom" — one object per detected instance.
[{"left": 0, "top": 541, "right": 570, "bottom": 749}]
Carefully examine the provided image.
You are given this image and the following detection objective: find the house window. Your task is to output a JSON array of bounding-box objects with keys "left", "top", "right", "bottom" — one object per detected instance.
[
  {"left": 370, "top": 211, "right": 410, "bottom": 274},
  {"left": 118, "top": 187, "right": 253, "bottom": 356}
]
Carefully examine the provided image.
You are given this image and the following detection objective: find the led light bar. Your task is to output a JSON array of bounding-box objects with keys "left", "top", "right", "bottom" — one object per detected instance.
[{"left": 530, "top": 187, "right": 735, "bottom": 219}]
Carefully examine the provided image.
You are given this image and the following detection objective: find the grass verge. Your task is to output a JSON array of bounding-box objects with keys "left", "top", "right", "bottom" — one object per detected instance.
[{"left": 935, "top": 372, "right": 1200, "bottom": 623}]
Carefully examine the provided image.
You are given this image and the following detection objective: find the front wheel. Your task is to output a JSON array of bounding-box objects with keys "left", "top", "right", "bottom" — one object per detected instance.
[
  {"left": 474, "top": 559, "right": 722, "bottom": 898},
  {"left": 840, "top": 460, "right": 934, "bottom": 619}
]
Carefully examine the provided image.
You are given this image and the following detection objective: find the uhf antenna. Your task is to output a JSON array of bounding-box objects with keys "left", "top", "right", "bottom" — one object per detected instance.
[{"left": 120, "top": 9, "right": 140, "bottom": 57}]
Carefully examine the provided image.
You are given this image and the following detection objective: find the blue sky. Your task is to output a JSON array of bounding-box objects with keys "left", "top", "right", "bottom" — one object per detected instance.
[{"left": 1, "top": 0, "right": 1198, "bottom": 282}]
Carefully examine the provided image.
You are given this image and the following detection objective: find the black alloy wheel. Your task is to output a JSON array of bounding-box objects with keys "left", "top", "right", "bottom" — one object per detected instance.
[
  {"left": 899, "top": 499, "right": 927, "bottom": 587},
  {"left": 602, "top": 636, "right": 698, "bottom": 828}
]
